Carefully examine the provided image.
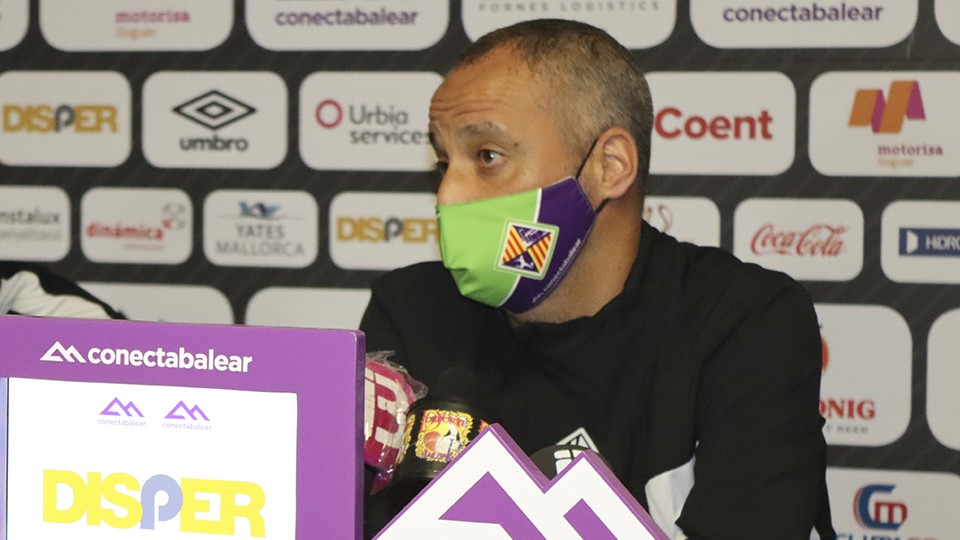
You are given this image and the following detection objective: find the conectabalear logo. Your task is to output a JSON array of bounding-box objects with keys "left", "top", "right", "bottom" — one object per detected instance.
[
  {"left": 750, "top": 223, "right": 847, "bottom": 256},
  {"left": 40, "top": 341, "right": 254, "bottom": 373}
]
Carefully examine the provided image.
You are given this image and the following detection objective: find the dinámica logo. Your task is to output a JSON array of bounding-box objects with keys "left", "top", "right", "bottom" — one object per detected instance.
[
  {"left": 41, "top": 341, "right": 254, "bottom": 373},
  {"left": 43, "top": 469, "right": 265, "bottom": 536}
]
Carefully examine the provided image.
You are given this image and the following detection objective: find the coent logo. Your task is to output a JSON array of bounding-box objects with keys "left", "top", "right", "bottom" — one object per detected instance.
[
  {"left": 647, "top": 72, "right": 794, "bottom": 175},
  {"left": 2, "top": 104, "right": 118, "bottom": 133},
  {"left": 655, "top": 107, "right": 774, "bottom": 140}
]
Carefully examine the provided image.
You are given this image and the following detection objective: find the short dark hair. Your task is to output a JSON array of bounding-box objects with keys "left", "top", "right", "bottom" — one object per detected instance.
[{"left": 453, "top": 19, "right": 653, "bottom": 190}]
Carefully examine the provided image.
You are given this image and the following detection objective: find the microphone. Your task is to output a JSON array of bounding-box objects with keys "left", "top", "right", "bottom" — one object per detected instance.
[
  {"left": 529, "top": 444, "right": 591, "bottom": 479},
  {"left": 384, "top": 367, "right": 496, "bottom": 508}
]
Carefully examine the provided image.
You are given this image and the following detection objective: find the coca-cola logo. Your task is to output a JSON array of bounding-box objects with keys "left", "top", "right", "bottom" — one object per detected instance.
[{"left": 751, "top": 223, "right": 847, "bottom": 256}]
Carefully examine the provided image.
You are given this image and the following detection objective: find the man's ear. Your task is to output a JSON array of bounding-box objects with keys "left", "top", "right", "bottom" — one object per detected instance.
[{"left": 591, "top": 127, "right": 639, "bottom": 202}]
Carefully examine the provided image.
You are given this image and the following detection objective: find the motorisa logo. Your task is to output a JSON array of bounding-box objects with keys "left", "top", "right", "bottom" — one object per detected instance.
[
  {"left": 203, "top": 190, "right": 318, "bottom": 268},
  {"left": 38, "top": 0, "right": 232, "bottom": 51},
  {"left": 734, "top": 198, "right": 863, "bottom": 282},
  {"left": 463, "top": 0, "right": 675, "bottom": 49},
  {"left": 245, "top": 287, "right": 371, "bottom": 330},
  {"left": 690, "top": 0, "right": 917, "bottom": 48},
  {"left": 300, "top": 72, "right": 440, "bottom": 171},
  {"left": 143, "top": 72, "right": 287, "bottom": 169},
  {"left": 827, "top": 468, "right": 959, "bottom": 538},
  {"left": 810, "top": 72, "right": 960, "bottom": 177},
  {"left": 0, "top": 71, "right": 130, "bottom": 166},
  {"left": 81, "top": 187, "right": 192, "bottom": 265},
  {"left": 643, "top": 196, "right": 720, "bottom": 247},
  {"left": 648, "top": 72, "right": 795, "bottom": 175},
  {"left": 927, "top": 308, "right": 960, "bottom": 451},
  {"left": 330, "top": 192, "right": 438, "bottom": 270},
  {"left": 79, "top": 282, "right": 234, "bottom": 324},
  {"left": 936, "top": 0, "right": 960, "bottom": 46},
  {"left": 882, "top": 201, "right": 960, "bottom": 284},
  {"left": 0, "top": 0, "right": 29, "bottom": 51},
  {"left": 246, "top": 0, "right": 448, "bottom": 51},
  {"left": 0, "top": 185, "right": 70, "bottom": 261},
  {"left": 815, "top": 304, "right": 911, "bottom": 447},
  {"left": 376, "top": 424, "right": 667, "bottom": 539}
]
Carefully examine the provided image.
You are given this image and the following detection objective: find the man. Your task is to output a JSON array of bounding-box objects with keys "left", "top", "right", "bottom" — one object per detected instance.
[{"left": 361, "top": 19, "right": 834, "bottom": 539}]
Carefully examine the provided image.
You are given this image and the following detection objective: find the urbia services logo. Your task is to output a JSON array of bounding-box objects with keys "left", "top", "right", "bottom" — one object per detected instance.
[
  {"left": 299, "top": 72, "right": 439, "bottom": 171},
  {"left": 42, "top": 469, "right": 266, "bottom": 536}
]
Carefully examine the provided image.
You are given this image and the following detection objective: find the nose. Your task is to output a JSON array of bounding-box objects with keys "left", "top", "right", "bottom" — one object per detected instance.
[{"left": 435, "top": 168, "right": 468, "bottom": 206}]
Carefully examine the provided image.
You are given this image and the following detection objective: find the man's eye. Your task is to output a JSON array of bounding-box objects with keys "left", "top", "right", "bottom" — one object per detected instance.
[{"left": 478, "top": 149, "right": 501, "bottom": 166}]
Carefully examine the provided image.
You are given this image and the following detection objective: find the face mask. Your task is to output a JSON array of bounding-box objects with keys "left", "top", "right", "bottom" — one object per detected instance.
[{"left": 436, "top": 145, "right": 602, "bottom": 313}]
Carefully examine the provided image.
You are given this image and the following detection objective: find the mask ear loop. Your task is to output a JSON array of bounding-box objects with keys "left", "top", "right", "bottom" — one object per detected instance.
[{"left": 574, "top": 137, "right": 608, "bottom": 215}]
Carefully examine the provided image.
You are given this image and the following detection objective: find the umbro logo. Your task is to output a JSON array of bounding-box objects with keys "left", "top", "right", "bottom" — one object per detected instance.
[
  {"left": 40, "top": 341, "right": 85, "bottom": 363},
  {"left": 173, "top": 90, "right": 256, "bottom": 131}
]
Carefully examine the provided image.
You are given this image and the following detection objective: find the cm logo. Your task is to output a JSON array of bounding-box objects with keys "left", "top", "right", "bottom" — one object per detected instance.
[{"left": 855, "top": 484, "right": 907, "bottom": 530}]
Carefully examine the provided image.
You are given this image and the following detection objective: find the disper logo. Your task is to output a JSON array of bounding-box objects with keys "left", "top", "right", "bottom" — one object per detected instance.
[
  {"left": 849, "top": 80, "right": 925, "bottom": 134},
  {"left": 174, "top": 90, "right": 255, "bottom": 153},
  {"left": 899, "top": 228, "right": 960, "bottom": 257},
  {"left": 751, "top": 223, "right": 847, "bottom": 256},
  {"left": 166, "top": 401, "right": 209, "bottom": 421},
  {"left": 2, "top": 104, "right": 118, "bottom": 133},
  {"left": 100, "top": 397, "right": 144, "bottom": 418},
  {"left": 855, "top": 484, "right": 907, "bottom": 531},
  {"left": 43, "top": 470, "right": 265, "bottom": 536},
  {"left": 336, "top": 216, "right": 437, "bottom": 243}
]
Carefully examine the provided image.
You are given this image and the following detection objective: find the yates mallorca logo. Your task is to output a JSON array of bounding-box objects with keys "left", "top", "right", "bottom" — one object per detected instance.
[{"left": 497, "top": 222, "right": 557, "bottom": 279}]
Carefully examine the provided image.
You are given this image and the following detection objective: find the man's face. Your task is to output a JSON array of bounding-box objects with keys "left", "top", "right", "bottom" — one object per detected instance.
[{"left": 429, "top": 47, "right": 574, "bottom": 206}]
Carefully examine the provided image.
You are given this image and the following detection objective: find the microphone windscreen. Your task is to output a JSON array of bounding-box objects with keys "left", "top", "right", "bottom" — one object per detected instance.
[{"left": 529, "top": 444, "right": 591, "bottom": 479}]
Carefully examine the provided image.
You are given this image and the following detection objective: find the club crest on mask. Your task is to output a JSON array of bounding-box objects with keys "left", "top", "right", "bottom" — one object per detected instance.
[{"left": 497, "top": 221, "right": 558, "bottom": 279}]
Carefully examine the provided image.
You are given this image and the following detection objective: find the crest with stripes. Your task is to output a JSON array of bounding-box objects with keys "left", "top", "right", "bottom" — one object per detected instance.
[{"left": 496, "top": 221, "right": 558, "bottom": 279}]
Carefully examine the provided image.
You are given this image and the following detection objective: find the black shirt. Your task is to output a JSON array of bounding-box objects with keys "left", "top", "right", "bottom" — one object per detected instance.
[{"left": 361, "top": 222, "right": 834, "bottom": 539}]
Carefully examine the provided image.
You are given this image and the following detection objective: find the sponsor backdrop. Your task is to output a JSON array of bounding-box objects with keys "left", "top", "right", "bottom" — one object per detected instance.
[{"left": 2, "top": 0, "right": 959, "bottom": 533}]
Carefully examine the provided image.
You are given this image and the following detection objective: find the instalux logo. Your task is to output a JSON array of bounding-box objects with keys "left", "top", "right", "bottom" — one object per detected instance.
[
  {"left": 41, "top": 341, "right": 85, "bottom": 363},
  {"left": 173, "top": 90, "right": 255, "bottom": 152}
]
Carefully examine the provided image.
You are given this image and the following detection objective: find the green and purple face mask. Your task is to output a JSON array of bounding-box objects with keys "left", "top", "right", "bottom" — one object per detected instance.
[{"left": 436, "top": 172, "right": 600, "bottom": 313}]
